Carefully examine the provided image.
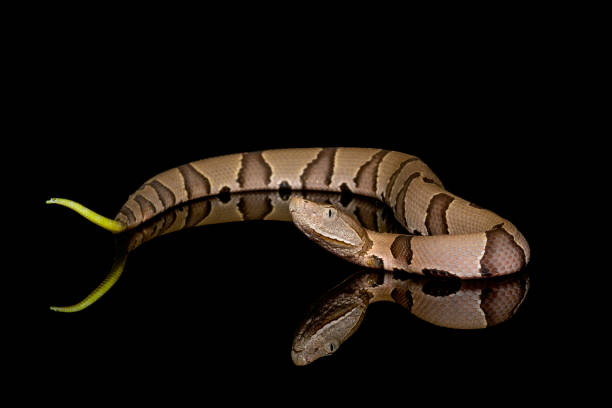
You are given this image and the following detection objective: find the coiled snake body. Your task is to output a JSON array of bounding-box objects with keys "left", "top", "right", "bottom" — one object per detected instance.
[{"left": 48, "top": 148, "right": 529, "bottom": 313}]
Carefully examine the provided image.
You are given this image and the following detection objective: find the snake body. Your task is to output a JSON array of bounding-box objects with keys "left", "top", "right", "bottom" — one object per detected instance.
[
  {"left": 48, "top": 147, "right": 530, "bottom": 312},
  {"left": 114, "top": 147, "right": 529, "bottom": 278}
]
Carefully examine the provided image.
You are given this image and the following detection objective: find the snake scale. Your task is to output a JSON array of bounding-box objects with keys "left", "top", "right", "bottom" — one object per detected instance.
[{"left": 48, "top": 147, "right": 530, "bottom": 314}]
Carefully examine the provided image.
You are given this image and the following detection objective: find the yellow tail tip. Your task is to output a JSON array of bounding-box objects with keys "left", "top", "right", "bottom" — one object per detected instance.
[
  {"left": 49, "top": 304, "right": 94, "bottom": 313},
  {"left": 46, "top": 197, "right": 127, "bottom": 233}
]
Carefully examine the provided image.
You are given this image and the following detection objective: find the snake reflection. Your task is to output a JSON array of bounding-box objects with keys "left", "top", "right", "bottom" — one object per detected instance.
[
  {"left": 51, "top": 191, "right": 530, "bottom": 365},
  {"left": 291, "top": 269, "right": 529, "bottom": 365}
]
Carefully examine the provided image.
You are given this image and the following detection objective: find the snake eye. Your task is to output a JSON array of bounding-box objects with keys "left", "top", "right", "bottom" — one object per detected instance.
[
  {"left": 329, "top": 343, "right": 334, "bottom": 352},
  {"left": 328, "top": 209, "right": 333, "bottom": 217}
]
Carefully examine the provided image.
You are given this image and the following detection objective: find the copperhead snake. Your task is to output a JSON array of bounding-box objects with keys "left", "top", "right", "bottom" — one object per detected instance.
[{"left": 48, "top": 148, "right": 530, "bottom": 315}]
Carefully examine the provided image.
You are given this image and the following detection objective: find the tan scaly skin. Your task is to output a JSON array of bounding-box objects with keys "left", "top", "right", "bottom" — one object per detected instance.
[{"left": 47, "top": 148, "right": 530, "bottom": 312}]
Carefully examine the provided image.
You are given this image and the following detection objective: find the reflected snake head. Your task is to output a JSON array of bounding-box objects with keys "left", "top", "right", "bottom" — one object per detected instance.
[
  {"left": 291, "top": 291, "right": 369, "bottom": 366},
  {"left": 289, "top": 196, "right": 371, "bottom": 260}
]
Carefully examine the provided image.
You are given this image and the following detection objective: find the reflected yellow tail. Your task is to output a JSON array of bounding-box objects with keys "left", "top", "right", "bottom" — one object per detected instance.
[{"left": 49, "top": 241, "right": 128, "bottom": 312}]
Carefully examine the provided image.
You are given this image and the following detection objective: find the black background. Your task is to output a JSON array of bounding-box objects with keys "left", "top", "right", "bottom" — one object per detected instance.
[{"left": 21, "top": 8, "right": 601, "bottom": 403}]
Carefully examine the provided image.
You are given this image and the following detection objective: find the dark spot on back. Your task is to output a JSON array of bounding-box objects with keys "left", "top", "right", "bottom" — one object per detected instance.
[
  {"left": 279, "top": 181, "right": 292, "bottom": 200},
  {"left": 340, "top": 183, "right": 353, "bottom": 207},
  {"left": 218, "top": 186, "right": 231, "bottom": 203}
]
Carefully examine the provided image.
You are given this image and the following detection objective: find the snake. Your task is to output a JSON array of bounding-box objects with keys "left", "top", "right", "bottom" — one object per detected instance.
[{"left": 47, "top": 147, "right": 530, "bottom": 313}]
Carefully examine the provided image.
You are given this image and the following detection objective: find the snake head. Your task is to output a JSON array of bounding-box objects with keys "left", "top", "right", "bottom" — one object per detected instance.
[{"left": 289, "top": 196, "right": 371, "bottom": 260}]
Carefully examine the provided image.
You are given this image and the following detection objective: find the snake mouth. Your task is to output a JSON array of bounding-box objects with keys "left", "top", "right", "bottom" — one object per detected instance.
[
  {"left": 293, "top": 217, "right": 356, "bottom": 248},
  {"left": 309, "top": 227, "right": 355, "bottom": 248}
]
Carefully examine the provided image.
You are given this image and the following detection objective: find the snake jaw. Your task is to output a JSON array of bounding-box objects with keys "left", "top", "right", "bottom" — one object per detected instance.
[{"left": 307, "top": 226, "right": 355, "bottom": 248}]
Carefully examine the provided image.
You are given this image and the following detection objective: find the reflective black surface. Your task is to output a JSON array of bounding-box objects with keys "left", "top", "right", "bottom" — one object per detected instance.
[
  {"left": 33, "top": 60, "right": 585, "bottom": 397},
  {"left": 41, "top": 140, "right": 560, "bottom": 380}
]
